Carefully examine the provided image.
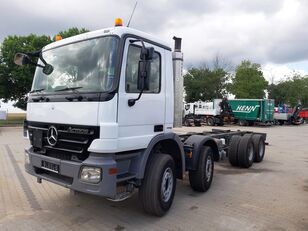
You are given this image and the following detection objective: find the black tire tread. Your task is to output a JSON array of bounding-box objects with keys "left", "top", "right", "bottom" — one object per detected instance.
[
  {"left": 238, "top": 134, "right": 254, "bottom": 168},
  {"left": 139, "top": 153, "right": 175, "bottom": 216},
  {"left": 252, "top": 134, "right": 265, "bottom": 163},
  {"left": 189, "top": 146, "right": 214, "bottom": 192},
  {"left": 228, "top": 135, "right": 241, "bottom": 166}
]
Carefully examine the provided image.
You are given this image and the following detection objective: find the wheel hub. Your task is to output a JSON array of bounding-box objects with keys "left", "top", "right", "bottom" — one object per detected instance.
[
  {"left": 161, "top": 167, "right": 174, "bottom": 202},
  {"left": 205, "top": 156, "right": 212, "bottom": 182}
]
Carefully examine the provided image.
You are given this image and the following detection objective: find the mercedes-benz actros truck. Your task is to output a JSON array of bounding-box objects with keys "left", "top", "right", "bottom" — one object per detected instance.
[{"left": 15, "top": 18, "right": 267, "bottom": 216}]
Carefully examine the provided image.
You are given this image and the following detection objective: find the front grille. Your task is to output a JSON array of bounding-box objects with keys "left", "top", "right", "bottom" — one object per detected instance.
[{"left": 27, "top": 121, "right": 99, "bottom": 161}]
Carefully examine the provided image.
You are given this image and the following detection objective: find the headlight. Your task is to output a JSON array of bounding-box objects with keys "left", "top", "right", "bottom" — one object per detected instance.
[
  {"left": 25, "top": 153, "right": 30, "bottom": 165},
  {"left": 80, "top": 166, "right": 102, "bottom": 184}
]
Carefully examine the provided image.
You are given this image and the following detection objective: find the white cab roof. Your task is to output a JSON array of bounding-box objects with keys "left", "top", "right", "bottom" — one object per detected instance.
[{"left": 44, "top": 26, "right": 171, "bottom": 51}]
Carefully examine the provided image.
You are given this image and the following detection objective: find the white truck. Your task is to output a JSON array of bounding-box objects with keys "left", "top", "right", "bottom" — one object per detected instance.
[
  {"left": 184, "top": 99, "right": 233, "bottom": 126},
  {"left": 14, "top": 19, "right": 267, "bottom": 216}
]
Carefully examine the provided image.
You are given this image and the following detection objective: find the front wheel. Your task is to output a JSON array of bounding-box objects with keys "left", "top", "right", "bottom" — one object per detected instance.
[
  {"left": 189, "top": 146, "right": 214, "bottom": 192},
  {"left": 139, "top": 153, "right": 176, "bottom": 216}
]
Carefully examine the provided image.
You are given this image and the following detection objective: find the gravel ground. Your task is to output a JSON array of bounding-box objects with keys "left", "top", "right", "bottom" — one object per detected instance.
[{"left": 0, "top": 125, "right": 307, "bottom": 231}]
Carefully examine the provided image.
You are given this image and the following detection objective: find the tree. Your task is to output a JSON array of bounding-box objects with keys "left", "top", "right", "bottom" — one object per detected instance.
[
  {"left": 230, "top": 60, "right": 268, "bottom": 99},
  {"left": 0, "top": 28, "right": 89, "bottom": 110},
  {"left": 268, "top": 75, "right": 308, "bottom": 107},
  {"left": 184, "top": 65, "right": 229, "bottom": 103},
  {"left": 0, "top": 35, "right": 51, "bottom": 109}
]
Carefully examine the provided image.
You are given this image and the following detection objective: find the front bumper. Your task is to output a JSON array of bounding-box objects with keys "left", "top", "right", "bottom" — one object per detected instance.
[{"left": 25, "top": 148, "right": 117, "bottom": 198}]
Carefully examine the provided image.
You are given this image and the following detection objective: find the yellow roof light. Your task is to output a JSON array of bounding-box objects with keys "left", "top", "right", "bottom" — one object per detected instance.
[
  {"left": 55, "top": 35, "right": 62, "bottom": 41},
  {"left": 115, "top": 18, "right": 123, "bottom": 27}
]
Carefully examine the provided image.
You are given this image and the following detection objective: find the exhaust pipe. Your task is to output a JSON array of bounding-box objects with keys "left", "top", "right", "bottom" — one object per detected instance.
[{"left": 172, "top": 36, "right": 183, "bottom": 128}]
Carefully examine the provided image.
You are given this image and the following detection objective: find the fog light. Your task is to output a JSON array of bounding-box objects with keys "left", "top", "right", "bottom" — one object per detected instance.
[
  {"left": 80, "top": 166, "right": 102, "bottom": 183},
  {"left": 25, "top": 153, "right": 30, "bottom": 165}
]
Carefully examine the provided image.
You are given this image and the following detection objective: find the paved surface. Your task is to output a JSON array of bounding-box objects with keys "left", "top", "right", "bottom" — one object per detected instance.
[{"left": 0, "top": 125, "right": 308, "bottom": 231}]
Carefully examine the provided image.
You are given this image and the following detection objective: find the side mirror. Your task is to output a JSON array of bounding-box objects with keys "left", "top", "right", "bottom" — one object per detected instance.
[
  {"left": 14, "top": 53, "right": 31, "bottom": 66},
  {"left": 43, "top": 64, "right": 54, "bottom": 75},
  {"left": 137, "top": 60, "right": 151, "bottom": 91},
  {"left": 14, "top": 52, "right": 54, "bottom": 75},
  {"left": 137, "top": 47, "right": 154, "bottom": 91}
]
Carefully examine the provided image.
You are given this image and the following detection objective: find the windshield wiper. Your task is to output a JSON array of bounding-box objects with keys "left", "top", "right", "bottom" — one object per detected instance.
[
  {"left": 29, "top": 88, "right": 45, "bottom": 93},
  {"left": 55, "top": 86, "right": 83, "bottom": 92}
]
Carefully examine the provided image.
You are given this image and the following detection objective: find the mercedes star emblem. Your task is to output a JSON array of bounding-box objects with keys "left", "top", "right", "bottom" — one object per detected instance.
[{"left": 47, "top": 126, "right": 58, "bottom": 146}]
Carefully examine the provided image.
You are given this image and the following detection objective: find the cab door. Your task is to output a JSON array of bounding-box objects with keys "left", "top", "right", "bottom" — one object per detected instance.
[{"left": 117, "top": 38, "right": 165, "bottom": 151}]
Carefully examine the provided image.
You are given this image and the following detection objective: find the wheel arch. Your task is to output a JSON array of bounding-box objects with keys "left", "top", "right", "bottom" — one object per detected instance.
[
  {"left": 184, "top": 135, "right": 221, "bottom": 171},
  {"left": 137, "top": 133, "right": 185, "bottom": 180}
]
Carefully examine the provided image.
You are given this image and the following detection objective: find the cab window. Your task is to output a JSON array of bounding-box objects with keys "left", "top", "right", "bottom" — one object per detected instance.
[{"left": 125, "top": 44, "right": 161, "bottom": 93}]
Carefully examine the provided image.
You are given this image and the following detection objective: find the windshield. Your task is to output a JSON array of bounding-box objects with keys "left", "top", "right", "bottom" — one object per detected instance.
[{"left": 32, "top": 36, "right": 119, "bottom": 93}]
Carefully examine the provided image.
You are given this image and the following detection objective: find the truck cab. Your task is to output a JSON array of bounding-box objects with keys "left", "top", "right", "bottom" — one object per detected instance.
[{"left": 18, "top": 21, "right": 186, "bottom": 214}]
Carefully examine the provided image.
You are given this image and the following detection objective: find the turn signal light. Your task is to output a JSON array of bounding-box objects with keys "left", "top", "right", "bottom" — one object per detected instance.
[
  {"left": 115, "top": 18, "right": 123, "bottom": 27},
  {"left": 109, "top": 167, "right": 118, "bottom": 175}
]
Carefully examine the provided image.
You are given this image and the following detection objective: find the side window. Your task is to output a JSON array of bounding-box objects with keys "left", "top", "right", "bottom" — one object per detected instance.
[{"left": 125, "top": 44, "right": 161, "bottom": 93}]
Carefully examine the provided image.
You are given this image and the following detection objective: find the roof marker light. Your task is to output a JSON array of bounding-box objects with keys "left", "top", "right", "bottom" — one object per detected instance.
[
  {"left": 115, "top": 18, "right": 123, "bottom": 27},
  {"left": 55, "top": 35, "right": 62, "bottom": 41}
]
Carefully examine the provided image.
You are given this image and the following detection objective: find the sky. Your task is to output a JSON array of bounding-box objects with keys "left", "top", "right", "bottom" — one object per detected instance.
[{"left": 1, "top": 0, "right": 308, "bottom": 84}]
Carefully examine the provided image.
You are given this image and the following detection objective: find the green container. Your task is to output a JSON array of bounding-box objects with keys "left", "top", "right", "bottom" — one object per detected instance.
[{"left": 229, "top": 99, "right": 274, "bottom": 123}]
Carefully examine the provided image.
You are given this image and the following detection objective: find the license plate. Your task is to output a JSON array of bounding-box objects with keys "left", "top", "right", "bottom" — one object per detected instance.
[{"left": 41, "top": 160, "right": 60, "bottom": 173}]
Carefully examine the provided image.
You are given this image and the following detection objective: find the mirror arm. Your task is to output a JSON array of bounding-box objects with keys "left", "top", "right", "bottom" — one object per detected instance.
[
  {"left": 128, "top": 89, "right": 144, "bottom": 107},
  {"left": 26, "top": 50, "right": 48, "bottom": 66}
]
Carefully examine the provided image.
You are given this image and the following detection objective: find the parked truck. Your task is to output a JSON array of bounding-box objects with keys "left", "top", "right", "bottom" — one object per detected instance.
[
  {"left": 183, "top": 99, "right": 233, "bottom": 126},
  {"left": 274, "top": 103, "right": 304, "bottom": 125},
  {"left": 14, "top": 19, "right": 267, "bottom": 216},
  {"left": 229, "top": 99, "right": 274, "bottom": 126},
  {"left": 299, "top": 108, "right": 308, "bottom": 123}
]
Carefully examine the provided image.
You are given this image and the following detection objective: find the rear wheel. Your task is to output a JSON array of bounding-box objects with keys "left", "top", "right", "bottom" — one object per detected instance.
[
  {"left": 238, "top": 134, "right": 254, "bottom": 168},
  {"left": 207, "top": 117, "right": 215, "bottom": 126},
  {"left": 239, "top": 120, "right": 247, "bottom": 126},
  {"left": 228, "top": 135, "right": 241, "bottom": 166},
  {"left": 252, "top": 134, "right": 265, "bottom": 162},
  {"left": 139, "top": 153, "right": 176, "bottom": 216},
  {"left": 248, "top": 121, "right": 254, "bottom": 126},
  {"left": 217, "top": 118, "right": 224, "bottom": 126},
  {"left": 194, "top": 120, "right": 201, "bottom": 126},
  {"left": 189, "top": 146, "right": 214, "bottom": 192}
]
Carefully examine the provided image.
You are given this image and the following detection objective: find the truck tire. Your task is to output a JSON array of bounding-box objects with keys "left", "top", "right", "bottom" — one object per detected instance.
[
  {"left": 189, "top": 146, "right": 214, "bottom": 192},
  {"left": 184, "top": 119, "right": 191, "bottom": 126},
  {"left": 217, "top": 118, "right": 224, "bottom": 126},
  {"left": 207, "top": 117, "right": 215, "bottom": 126},
  {"left": 139, "top": 153, "right": 176, "bottom": 216},
  {"left": 228, "top": 135, "right": 241, "bottom": 166},
  {"left": 248, "top": 121, "right": 254, "bottom": 126},
  {"left": 239, "top": 120, "right": 247, "bottom": 126},
  {"left": 194, "top": 120, "right": 201, "bottom": 126},
  {"left": 252, "top": 134, "right": 265, "bottom": 163},
  {"left": 238, "top": 134, "right": 254, "bottom": 168}
]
